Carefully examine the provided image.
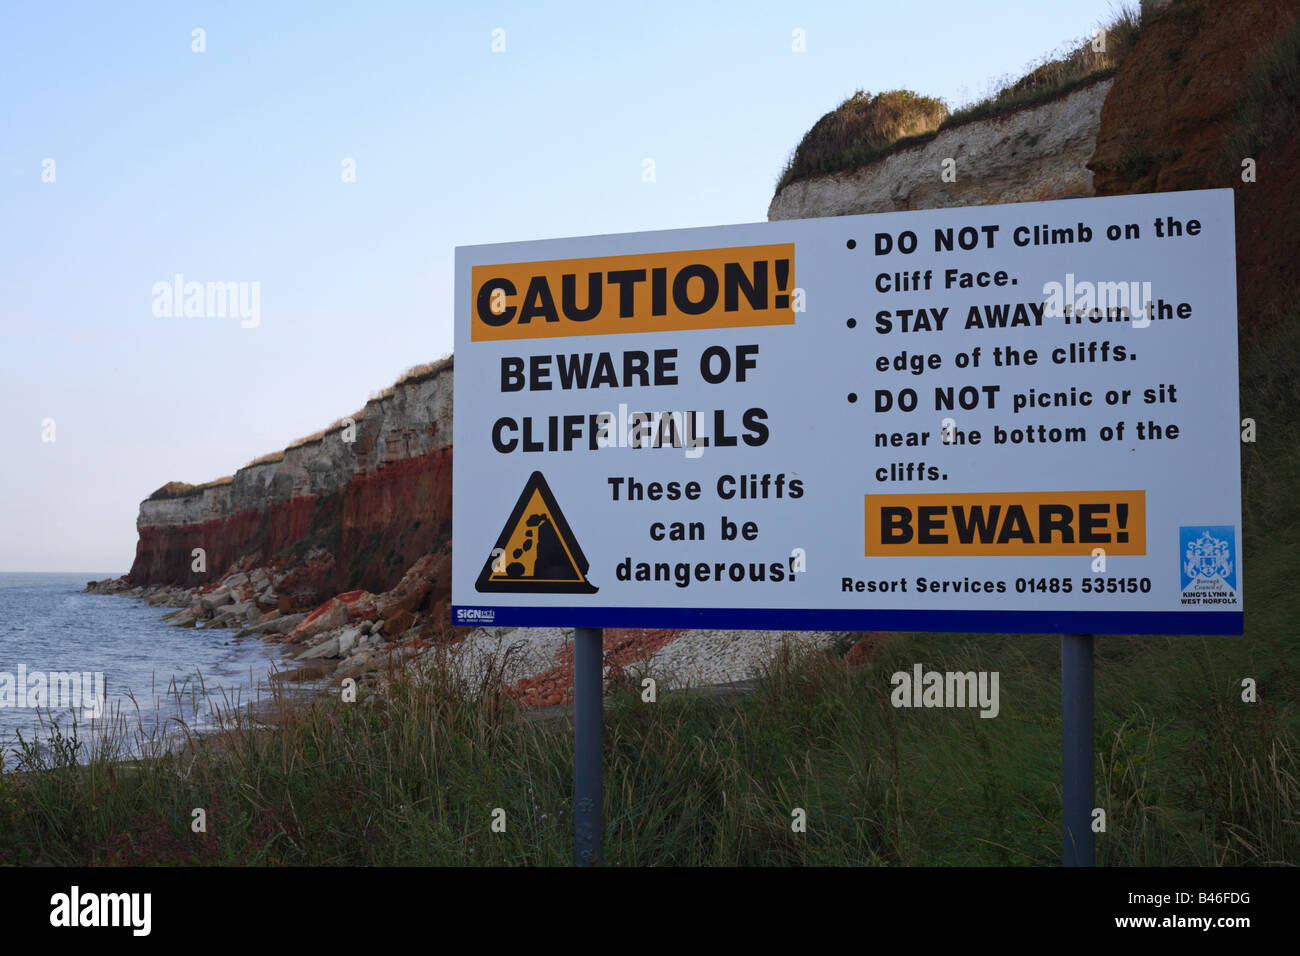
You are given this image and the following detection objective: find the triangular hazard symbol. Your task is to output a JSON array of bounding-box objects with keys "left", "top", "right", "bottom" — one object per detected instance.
[{"left": 475, "top": 471, "right": 598, "bottom": 594}]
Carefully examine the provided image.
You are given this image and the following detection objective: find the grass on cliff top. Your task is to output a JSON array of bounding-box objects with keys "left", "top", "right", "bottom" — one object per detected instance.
[
  {"left": 775, "top": 3, "right": 1143, "bottom": 195},
  {"left": 4, "top": 320, "right": 1296, "bottom": 867},
  {"left": 147, "top": 476, "right": 234, "bottom": 501},
  {"left": 150, "top": 355, "right": 455, "bottom": 497},
  {"left": 241, "top": 355, "right": 453, "bottom": 470},
  {"left": 775, "top": 89, "right": 950, "bottom": 195}
]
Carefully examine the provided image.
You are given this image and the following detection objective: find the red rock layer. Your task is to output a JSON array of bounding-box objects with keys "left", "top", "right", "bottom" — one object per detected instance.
[
  {"left": 128, "top": 449, "right": 453, "bottom": 612},
  {"left": 1088, "top": 0, "right": 1300, "bottom": 325}
]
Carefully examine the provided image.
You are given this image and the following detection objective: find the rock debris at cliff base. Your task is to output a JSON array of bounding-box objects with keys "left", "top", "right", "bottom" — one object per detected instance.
[{"left": 87, "top": 569, "right": 848, "bottom": 708}]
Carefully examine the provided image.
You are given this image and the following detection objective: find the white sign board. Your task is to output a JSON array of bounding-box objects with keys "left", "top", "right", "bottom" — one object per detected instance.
[{"left": 452, "top": 189, "right": 1241, "bottom": 635}]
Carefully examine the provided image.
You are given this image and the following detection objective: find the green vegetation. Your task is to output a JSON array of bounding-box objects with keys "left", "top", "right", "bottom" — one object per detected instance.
[
  {"left": 4, "top": 320, "right": 1296, "bottom": 866},
  {"left": 941, "top": 3, "right": 1140, "bottom": 127},
  {"left": 1117, "top": 146, "right": 1157, "bottom": 182},
  {"left": 776, "top": 4, "right": 1143, "bottom": 194},
  {"left": 776, "top": 89, "right": 950, "bottom": 195},
  {"left": 1224, "top": 13, "right": 1300, "bottom": 167}
]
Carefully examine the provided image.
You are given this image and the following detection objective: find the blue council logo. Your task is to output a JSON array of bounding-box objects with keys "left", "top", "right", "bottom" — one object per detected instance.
[{"left": 1179, "top": 526, "right": 1237, "bottom": 592}]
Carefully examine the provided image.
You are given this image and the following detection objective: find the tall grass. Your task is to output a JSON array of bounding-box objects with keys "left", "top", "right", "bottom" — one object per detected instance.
[{"left": 942, "top": 3, "right": 1142, "bottom": 128}]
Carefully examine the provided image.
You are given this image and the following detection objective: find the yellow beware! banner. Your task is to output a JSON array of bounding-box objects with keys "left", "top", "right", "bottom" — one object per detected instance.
[
  {"left": 471, "top": 244, "right": 796, "bottom": 341},
  {"left": 865, "top": 490, "right": 1147, "bottom": 556}
]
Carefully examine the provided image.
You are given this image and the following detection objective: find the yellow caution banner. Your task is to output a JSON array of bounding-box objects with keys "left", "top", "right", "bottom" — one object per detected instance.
[{"left": 471, "top": 244, "right": 795, "bottom": 341}]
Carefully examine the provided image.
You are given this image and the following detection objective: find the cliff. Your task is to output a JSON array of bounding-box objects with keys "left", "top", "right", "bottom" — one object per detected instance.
[
  {"left": 128, "top": 359, "right": 455, "bottom": 614},
  {"left": 1087, "top": 0, "right": 1300, "bottom": 325},
  {"left": 768, "top": 0, "right": 1298, "bottom": 330},
  {"left": 768, "top": 77, "right": 1113, "bottom": 221}
]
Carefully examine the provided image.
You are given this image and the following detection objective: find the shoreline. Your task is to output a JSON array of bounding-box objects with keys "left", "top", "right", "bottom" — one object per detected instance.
[{"left": 81, "top": 570, "right": 857, "bottom": 713}]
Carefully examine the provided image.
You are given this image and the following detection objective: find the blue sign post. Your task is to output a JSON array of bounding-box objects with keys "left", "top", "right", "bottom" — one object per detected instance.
[
  {"left": 1061, "top": 633, "right": 1095, "bottom": 866},
  {"left": 573, "top": 626, "right": 604, "bottom": 865}
]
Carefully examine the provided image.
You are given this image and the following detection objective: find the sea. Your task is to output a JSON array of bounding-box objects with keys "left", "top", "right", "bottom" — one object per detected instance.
[{"left": 0, "top": 571, "right": 292, "bottom": 766}]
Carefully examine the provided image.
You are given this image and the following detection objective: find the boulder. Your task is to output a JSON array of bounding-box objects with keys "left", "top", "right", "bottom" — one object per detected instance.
[
  {"left": 271, "top": 663, "right": 334, "bottom": 682},
  {"left": 200, "top": 590, "right": 234, "bottom": 611},
  {"left": 296, "top": 634, "right": 342, "bottom": 661},
  {"left": 337, "top": 627, "right": 362, "bottom": 656},
  {"left": 383, "top": 609, "right": 415, "bottom": 638},
  {"left": 168, "top": 607, "right": 199, "bottom": 628},
  {"left": 208, "top": 601, "right": 254, "bottom": 628},
  {"left": 375, "top": 554, "right": 442, "bottom": 617},
  {"left": 260, "top": 612, "right": 307, "bottom": 636},
  {"left": 289, "top": 598, "right": 349, "bottom": 642},
  {"left": 336, "top": 590, "right": 379, "bottom": 621}
]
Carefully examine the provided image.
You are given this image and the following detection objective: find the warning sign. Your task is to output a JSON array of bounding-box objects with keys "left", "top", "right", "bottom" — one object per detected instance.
[
  {"left": 453, "top": 189, "right": 1243, "bottom": 635},
  {"left": 476, "top": 471, "right": 598, "bottom": 594}
]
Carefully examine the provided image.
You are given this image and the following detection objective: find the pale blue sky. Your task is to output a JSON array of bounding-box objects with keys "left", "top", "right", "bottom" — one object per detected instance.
[{"left": 0, "top": 0, "right": 1128, "bottom": 571}]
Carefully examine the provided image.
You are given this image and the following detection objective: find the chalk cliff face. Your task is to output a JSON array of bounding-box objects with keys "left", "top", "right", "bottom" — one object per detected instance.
[
  {"left": 128, "top": 362, "right": 455, "bottom": 612},
  {"left": 768, "top": 78, "right": 1112, "bottom": 221}
]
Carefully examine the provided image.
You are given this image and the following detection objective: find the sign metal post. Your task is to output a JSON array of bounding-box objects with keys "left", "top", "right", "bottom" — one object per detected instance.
[
  {"left": 1061, "top": 632, "right": 1095, "bottom": 866},
  {"left": 573, "top": 626, "right": 604, "bottom": 866}
]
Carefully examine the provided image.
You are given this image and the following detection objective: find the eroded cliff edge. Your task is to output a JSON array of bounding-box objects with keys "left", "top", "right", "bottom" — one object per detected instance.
[{"left": 129, "top": 359, "right": 454, "bottom": 615}]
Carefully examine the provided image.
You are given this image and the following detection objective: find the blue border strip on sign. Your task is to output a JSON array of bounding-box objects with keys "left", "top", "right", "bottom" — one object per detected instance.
[{"left": 452, "top": 606, "right": 1243, "bottom": 635}]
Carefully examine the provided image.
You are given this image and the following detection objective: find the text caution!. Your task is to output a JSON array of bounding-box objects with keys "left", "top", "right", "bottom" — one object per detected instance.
[{"left": 472, "top": 244, "right": 795, "bottom": 341}]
